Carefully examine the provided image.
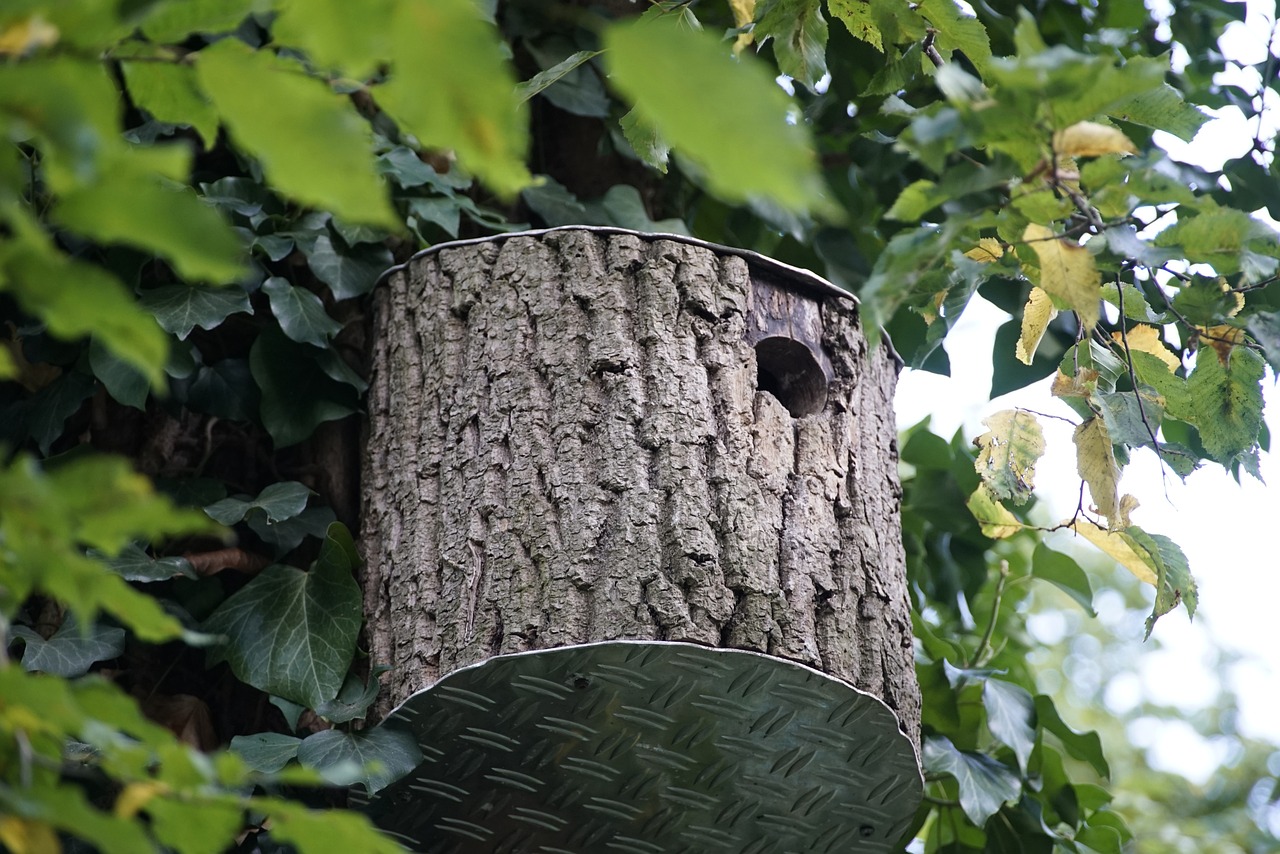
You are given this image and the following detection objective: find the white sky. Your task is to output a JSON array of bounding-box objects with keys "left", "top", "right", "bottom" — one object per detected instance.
[{"left": 896, "top": 0, "right": 1280, "bottom": 784}]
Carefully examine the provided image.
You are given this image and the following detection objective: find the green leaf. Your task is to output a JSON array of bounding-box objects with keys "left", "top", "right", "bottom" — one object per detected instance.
[
  {"left": 1245, "top": 310, "right": 1280, "bottom": 373},
  {"left": 187, "top": 358, "right": 259, "bottom": 421},
  {"left": 250, "top": 796, "right": 405, "bottom": 854},
  {"left": 90, "top": 338, "right": 151, "bottom": 410},
  {"left": 195, "top": 39, "right": 396, "bottom": 226},
  {"left": 230, "top": 732, "right": 303, "bottom": 773},
  {"left": 1125, "top": 525, "right": 1198, "bottom": 639},
  {"left": 982, "top": 678, "right": 1035, "bottom": 773},
  {"left": 102, "top": 542, "right": 197, "bottom": 583},
  {"left": 1030, "top": 543, "right": 1095, "bottom": 615},
  {"left": 202, "top": 524, "right": 362, "bottom": 708},
  {"left": 1185, "top": 344, "right": 1265, "bottom": 465},
  {"left": 249, "top": 328, "right": 360, "bottom": 447},
  {"left": 756, "top": 0, "right": 830, "bottom": 91},
  {"left": 24, "top": 371, "right": 95, "bottom": 454},
  {"left": 517, "top": 48, "right": 606, "bottom": 106},
  {"left": 917, "top": 0, "right": 991, "bottom": 72},
  {"left": 146, "top": 796, "right": 245, "bottom": 854},
  {"left": 248, "top": 505, "right": 337, "bottom": 558},
  {"left": 139, "top": 0, "right": 257, "bottom": 43},
  {"left": 1155, "top": 206, "right": 1276, "bottom": 276},
  {"left": 120, "top": 59, "right": 220, "bottom": 148},
  {"left": 604, "top": 14, "right": 831, "bottom": 216},
  {"left": 13, "top": 614, "right": 125, "bottom": 677},
  {"left": 973, "top": 409, "right": 1045, "bottom": 505},
  {"left": 313, "top": 667, "right": 388, "bottom": 724},
  {"left": 205, "top": 481, "right": 313, "bottom": 526},
  {"left": 377, "top": 0, "right": 531, "bottom": 196},
  {"left": 263, "top": 277, "right": 342, "bottom": 346},
  {"left": 1034, "top": 694, "right": 1109, "bottom": 777},
  {"left": 828, "top": 0, "right": 926, "bottom": 51},
  {"left": 619, "top": 108, "right": 671, "bottom": 173},
  {"left": 272, "top": 0, "right": 396, "bottom": 79},
  {"left": 140, "top": 283, "right": 253, "bottom": 340},
  {"left": 922, "top": 736, "right": 1021, "bottom": 825},
  {"left": 301, "top": 234, "right": 392, "bottom": 300},
  {"left": 1109, "top": 84, "right": 1209, "bottom": 142},
  {"left": 296, "top": 727, "right": 422, "bottom": 793}
]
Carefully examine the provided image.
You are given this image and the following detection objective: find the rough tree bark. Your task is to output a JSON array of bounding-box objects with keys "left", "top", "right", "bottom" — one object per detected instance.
[{"left": 361, "top": 228, "right": 920, "bottom": 742}]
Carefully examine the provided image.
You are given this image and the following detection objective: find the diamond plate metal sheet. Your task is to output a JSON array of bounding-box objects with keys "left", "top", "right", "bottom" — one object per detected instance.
[{"left": 356, "top": 642, "right": 921, "bottom": 853}]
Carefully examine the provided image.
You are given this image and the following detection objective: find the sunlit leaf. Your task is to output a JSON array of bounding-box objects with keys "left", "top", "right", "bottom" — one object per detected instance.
[
  {"left": 1125, "top": 525, "right": 1197, "bottom": 638},
  {"left": 1112, "top": 324, "right": 1179, "bottom": 372},
  {"left": 120, "top": 59, "right": 220, "bottom": 148},
  {"left": 922, "top": 736, "right": 1021, "bottom": 825},
  {"left": 974, "top": 409, "right": 1045, "bottom": 504},
  {"left": 1073, "top": 417, "right": 1129, "bottom": 529},
  {"left": 1052, "top": 121, "right": 1136, "bottom": 158},
  {"left": 756, "top": 0, "right": 829, "bottom": 90},
  {"left": 966, "top": 487, "right": 1022, "bottom": 539},
  {"left": 1067, "top": 518, "right": 1155, "bottom": 585},
  {"left": 1015, "top": 286, "right": 1057, "bottom": 365},
  {"left": 1185, "top": 344, "right": 1264, "bottom": 465},
  {"left": 1023, "top": 223, "right": 1101, "bottom": 330}
]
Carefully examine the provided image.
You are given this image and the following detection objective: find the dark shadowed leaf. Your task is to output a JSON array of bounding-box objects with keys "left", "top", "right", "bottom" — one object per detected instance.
[
  {"left": 1030, "top": 544, "right": 1095, "bottom": 615},
  {"left": 249, "top": 329, "right": 360, "bottom": 447},
  {"left": 263, "top": 277, "right": 342, "bottom": 346},
  {"left": 12, "top": 615, "right": 125, "bottom": 677},
  {"left": 297, "top": 727, "right": 422, "bottom": 793},
  {"left": 140, "top": 284, "right": 253, "bottom": 340},
  {"left": 231, "top": 732, "right": 303, "bottom": 773}
]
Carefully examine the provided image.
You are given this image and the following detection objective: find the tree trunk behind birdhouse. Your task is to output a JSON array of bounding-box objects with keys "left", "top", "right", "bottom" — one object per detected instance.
[{"left": 360, "top": 229, "right": 920, "bottom": 742}]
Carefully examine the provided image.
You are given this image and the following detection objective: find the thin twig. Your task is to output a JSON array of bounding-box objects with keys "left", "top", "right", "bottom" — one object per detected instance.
[{"left": 969, "top": 561, "right": 1009, "bottom": 668}]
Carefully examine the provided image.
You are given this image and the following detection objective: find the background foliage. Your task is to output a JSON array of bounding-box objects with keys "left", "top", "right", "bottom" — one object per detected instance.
[{"left": 1, "top": 0, "right": 1277, "bottom": 851}]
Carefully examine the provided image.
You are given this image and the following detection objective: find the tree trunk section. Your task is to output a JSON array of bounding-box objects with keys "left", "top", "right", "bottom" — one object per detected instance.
[{"left": 360, "top": 229, "right": 920, "bottom": 742}]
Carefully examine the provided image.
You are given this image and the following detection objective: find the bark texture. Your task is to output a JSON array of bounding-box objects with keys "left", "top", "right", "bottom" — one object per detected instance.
[{"left": 361, "top": 229, "right": 920, "bottom": 741}]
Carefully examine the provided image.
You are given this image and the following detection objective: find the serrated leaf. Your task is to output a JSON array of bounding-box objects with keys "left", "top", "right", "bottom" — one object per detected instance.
[
  {"left": 604, "top": 14, "right": 830, "bottom": 216},
  {"left": 1112, "top": 325, "right": 1178, "bottom": 372},
  {"left": 965, "top": 487, "right": 1021, "bottom": 539},
  {"left": 619, "top": 107, "right": 671, "bottom": 173},
  {"left": 262, "top": 277, "right": 342, "bottom": 347},
  {"left": 230, "top": 732, "right": 303, "bottom": 773},
  {"left": 1023, "top": 223, "right": 1101, "bottom": 330},
  {"left": 1125, "top": 525, "right": 1197, "bottom": 638},
  {"left": 983, "top": 678, "right": 1035, "bottom": 773},
  {"left": 1067, "top": 518, "right": 1156, "bottom": 585},
  {"left": 196, "top": 39, "right": 396, "bottom": 226},
  {"left": 1110, "top": 84, "right": 1209, "bottom": 141},
  {"left": 102, "top": 543, "right": 196, "bottom": 583},
  {"left": 974, "top": 409, "right": 1045, "bottom": 504},
  {"left": 922, "top": 736, "right": 1020, "bottom": 825},
  {"left": 249, "top": 328, "right": 359, "bottom": 448},
  {"left": 273, "top": 0, "right": 395, "bottom": 79},
  {"left": 13, "top": 615, "right": 125, "bottom": 677},
  {"left": 202, "top": 524, "right": 362, "bottom": 707},
  {"left": 297, "top": 727, "right": 422, "bottom": 794},
  {"left": 917, "top": 0, "right": 991, "bottom": 72},
  {"left": 1031, "top": 543, "right": 1095, "bottom": 615},
  {"left": 1245, "top": 310, "right": 1280, "bottom": 373},
  {"left": 140, "top": 0, "right": 257, "bottom": 43},
  {"left": 1052, "top": 121, "right": 1136, "bottom": 158},
  {"left": 756, "top": 0, "right": 829, "bottom": 91},
  {"left": 1015, "top": 286, "right": 1057, "bottom": 365},
  {"left": 121, "top": 59, "right": 220, "bottom": 148},
  {"left": 140, "top": 284, "right": 252, "bottom": 340},
  {"left": 1155, "top": 206, "right": 1276, "bottom": 275},
  {"left": 1186, "top": 344, "right": 1264, "bottom": 464},
  {"left": 205, "top": 481, "right": 313, "bottom": 526},
  {"left": 828, "top": 0, "right": 926, "bottom": 51},
  {"left": 378, "top": 0, "right": 530, "bottom": 196},
  {"left": 1073, "top": 417, "right": 1129, "bottom": 529}
]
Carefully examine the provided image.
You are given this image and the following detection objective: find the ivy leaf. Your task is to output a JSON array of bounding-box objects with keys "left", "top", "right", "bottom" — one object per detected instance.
[
  {"left": 1031, "top": 543, "right": 1095, "bottom": 615},
  {"left": 302, "top": 233, "right": 392, "bottom": 301},
  {"left": 89, "top": 338, "right": 150, "bottom": 410},
  {"left": 205, "top": 482, "right": 313, "bottom": 526},
  {"left": 314, "top": 667, "right": 390, "bottom": 724},
  {"left": 262, "top": 278, "right": 342, "bottom": 347},
  {"left": 187, "top": 358, "right": 259, "bottom": 422},
  {"left": 102, "top": 543, "right": 196, "bottom": 583},
  {"left": 1035, "top": 695, "right": 1109, "bottom": 777},
  {"left": 202, "top": 523, "right": 362, "bottom": 708},
  {"left": 249, "top": 328, "right": 360, "bottom": 448},
  {"left": 922, "top": 736, "right": 1021, "bottom": 825},
  {"left": 140, "top": 284, "right": 253, "bottom": 340},
  {"left": 1023, "top": 224, "right": 1101, "bottom": 330},
  {"left": 297, "top": 727, "right": 422, "bottom": 794},
  {"left": 230, "top": 732, "right": 303, "bottom": 774},
  {"left": 196, "top": 39, "right": 396, "bottom": 227},
  {"left": 12, "top": 615, "right": 125, "bottom": 677},
  {"left": 974, "top": 409, "right": 1045, "bottom": 505},
  {"left": 983, "top": 678, "right": 1036, "bottom": 774},
  {"left": 24, "top": 371, "right": 95, "bottom": 454},
  {"left": 604, "top": 14, "right": 832, "bottom": 217},
  {"left": 1185, "top": 345, "right": 1264, "bottom": 465},
  {"left": 377, "top": 0, "right": 531, "bottom": 196}
]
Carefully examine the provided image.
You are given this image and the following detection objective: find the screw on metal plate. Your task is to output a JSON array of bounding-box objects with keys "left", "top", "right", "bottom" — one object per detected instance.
[{"left": 353, "top": 641, "right": 922, "bottom": 853}]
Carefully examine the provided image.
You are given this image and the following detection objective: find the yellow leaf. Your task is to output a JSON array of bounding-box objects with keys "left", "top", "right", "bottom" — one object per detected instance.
[
  {"left": 1116, "top": 493, "right": 1140, "bottom": 530},
  {"left": 1112, "top": 325, "right": 1179, "bottom": 372},
  {"left": 1196, "top": 324, "right": 1246, "bottom": 365},
  {"left": 1052, "top": 121, "right": 1137, "bottom": 158},
  {"left": 1074, "top": 417, "right": 1122, "bottom": 529},
  {"left": 1051, "top": 368, "right": 1098, "bottom": 399},
  {"left": 974, "top": 409, "right": 1045, "bottom": 504},
  {"left": 966, "top": 487, "right": 1022, "bottom": 539},
  {"left": 1023, "top": 223, "right": 1101, "bottom": 330},
  {"left": 920, "top": 289, "right": 947, "bottom": 326},
  {"left": 1068, "top": 519, "right": 1157, "bottom": 586},
  {"left": 728, "top": 0, "right": 756, "bottom": 51},
  {"left": 965, "top": 238, "right": 1005, "bottom": 263},
  {"left": 1016, "top": 286, "right": 1058, "bottom": 365},
  {"left": 116, "top": 781, "right": 167, "bottom": 818},
  {"left": 0, "top": 816, "right": 60, "bottom": 854},
  {"left": 0, "top": 15, "right": 58, "bottom": 56}
]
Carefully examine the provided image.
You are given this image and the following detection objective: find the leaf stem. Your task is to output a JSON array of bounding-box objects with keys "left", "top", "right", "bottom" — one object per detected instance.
[{"left": 969, "top": 560, "right": 1009, "bottom": 668}]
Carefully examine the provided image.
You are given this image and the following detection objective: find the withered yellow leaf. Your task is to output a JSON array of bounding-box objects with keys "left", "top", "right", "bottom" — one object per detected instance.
[
  {"left": 1051, "top": 368, "right": 1099, "bottom": 399},
  {"left": 1068, "top": 519, "right": 1157, "bottom": 586},
  {"left": 1113, "top": 325, "right": 1179, "bottom": 372},
  {"left": 1023, "top": 223, "right": 1101, "bottom": 330},
  {"left": 0, "top": 816, "right": 60, "bottom": 854},
  {"left": 1197, "top": 324, "right": 1246, "bottom": 365},
  {"left": 1074, "top": 417, "right": 1122, "bottom": 529},
  {"left": 974, "top": 409, "right": 1046, "bottom": 505},
  {"left": 115, "top": 780, "right": 167, "bottom": 818},
  {"left": 1052, "top": 121, "right": 1138, "bottom": 158},
  {"left": 1016, "top": 286, "right": 1058, "bottom": 365},
  {"left": 0, "top": 14, "right": 58, "bottom": 56},
  {"left": 965, "top": 238, "right": 1005, "bottom": 263},
  {"left": 729, "top": 0, "right": 756, "bottom": 51},
  {"left": 966, "top": 487, "right": 1022, "bottom": 539}
]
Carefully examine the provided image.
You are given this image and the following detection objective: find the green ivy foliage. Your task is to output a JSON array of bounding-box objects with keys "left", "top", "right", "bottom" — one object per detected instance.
[{"left": 1, "top": 0, "right": 1277, "bottom": 851}]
